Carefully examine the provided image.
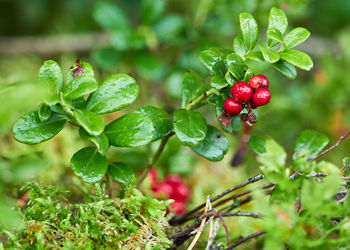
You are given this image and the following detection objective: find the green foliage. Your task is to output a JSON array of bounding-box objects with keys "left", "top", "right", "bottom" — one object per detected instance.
[{"left": 1, "top": 183, "right": 171, "bottom": 249}]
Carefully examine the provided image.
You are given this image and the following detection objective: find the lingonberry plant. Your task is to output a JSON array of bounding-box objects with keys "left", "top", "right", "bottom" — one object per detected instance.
[{"left": 7, "top": 6, "right": 349, "bottom": 249}]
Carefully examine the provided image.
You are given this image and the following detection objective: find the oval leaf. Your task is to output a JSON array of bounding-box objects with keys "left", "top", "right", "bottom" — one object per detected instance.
[
  {"left": 211, "top": 75, "right": 228, "bottom": 90},
  {"left": 173, "top": 109, "right": 207, "bottom": 147},
  {"left": 191, "top": 126, "right": 228, "bottom": 161},
  {"left": 284, "top": 27, "right": 310, "bottom": 49},
  {"left": 268, "top": 7, "right": 288, "bottom": 47},
  {"left": 13, "top": 111, "right": 67, "bottom": 144},
  {"left": 93, "top": 1, "right": 130, "bottom": 31},
  {"left": 267, "top": 28, "right": 284, "bottom": 44},
  {"left": 79, "top": 127, "right": 109, "bottom": 156},
  {"left": 109, "top": 162, "right": 135, "bottom": 184},
  {"left": 272, "top": 60, "right": 297, "bottom": 79},
  {"left": 70, "top": 147, "right": 108, "bottom": 183},
  {"left": 105, "top": 113, "right": 154, "bottom": 147},
  {"left": 63, "top": 76, "right": 98, "bottom": 101},
  {"left": 226, "top": 53, "right": 245, "bottom": 80},
  {"left": 66, "top": 61, "right": 94, "bottom": 88},
  {"left": 86, "top": 74, "right": 139, "bottom": 114},
  {"left": 293, "top": 130, "right": 329, "bottom": 160},
  {"left": 134, "top": 106, "right": 172, "bottom": 141},
  {"left": 279, "top": 49, "right": 313, "bottom": 71},
  {"left": 239, "top": 12, "right": 258, "bottom": 52},
  {"left": 259, "top": 44, "right": 280, "bottom": 63},
  {"left": 38, "top": 60, "right": 63, "bottom": 105},
  {"left": 233, "top": 35, "right": 247, "bottom": 57},
  {"left": 73, "top": 109, "right": 105, "bottom": 136},
  {"left": 245, "top": 51, "right": 264, "bottom": 62},
  {"left": 181, "top": 71, "right": 209, "bottom": 108},
  {"left": 38, "top": 104, "right": 51, "bottom": 123},
  {"left": 198, "top": 49, "right": 226, "bottom": 76}
]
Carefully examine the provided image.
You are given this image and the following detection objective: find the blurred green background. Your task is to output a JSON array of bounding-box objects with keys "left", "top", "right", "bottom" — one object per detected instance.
[{"left": 1, "top": 0, "right": 350, "bottom": 240}]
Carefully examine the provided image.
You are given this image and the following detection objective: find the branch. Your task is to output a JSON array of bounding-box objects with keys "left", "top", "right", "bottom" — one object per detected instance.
[
  {"left": 185, "top": 88, "right": 218, "bottom": 110},
  {"left": 225, "top": 231, "right": 266, "bottom": 250},
  {"left": 307, "top": 131, "right": 350, "bottom": 162},
  {"left": 169, "top": 174, "right": 264, "bottom": 225}
]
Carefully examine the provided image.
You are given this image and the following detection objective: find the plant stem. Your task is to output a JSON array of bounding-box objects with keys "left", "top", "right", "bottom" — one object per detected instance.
[
  {"left": 225, "top": 231, "right": 266, "bottom": 250},
  {"left": 185, "top": 88, "right": 218, "bottom": 110},
  {"left": 106, "top": 172, "right": 112, "bottom": 198}
]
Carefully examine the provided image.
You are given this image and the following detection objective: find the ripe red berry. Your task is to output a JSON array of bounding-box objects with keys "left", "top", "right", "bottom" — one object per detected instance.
[
  {"left": 171, "top": 201, "right": 186, "bottom": 215},
  {"left": 249, "top": 75, "right": 269, "bottom": 89},
  {"left": 231, "top": 81, "right": 253, "bottom": 103},
  {"left": 165, "top": 175, "right": 182, "bottom": 185},
  {"left": 251, "top": 88, "right": 271, "bottom": 107},
  {"left": 152, "top": 181, "right": 173, "bottom": 199},
  {"left": 172, "top": 183, "right": 190, "bottom": 201},
  {"left": 223, "top": 98, "right": 243, "bottom": 115}
]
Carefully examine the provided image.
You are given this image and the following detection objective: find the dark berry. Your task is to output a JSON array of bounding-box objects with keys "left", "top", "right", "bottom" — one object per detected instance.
[
  {"left": 251, "top": 88, "right": 271, "bottom": 107},
  {"left": 249, "top": 75, "right": 269, "bottom": 89},
  {"left": 223, "top": 98, "right": 243, "bottom": 115},
  {"left": 231, "top": 81, "right": 253, "bottom": 103}
]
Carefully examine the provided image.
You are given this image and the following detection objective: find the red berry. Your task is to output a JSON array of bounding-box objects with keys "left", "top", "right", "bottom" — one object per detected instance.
[
  {"left": 171, "top": 201, "right": 186, "bottom": 215},
  {"left": 152, "top": 181, "right": 173, "bottom": 199},
  {"left": 223, "top": 98, "right": 243, "bottom": 115},
  {"left": 165, "top": 175, "right": 182, "bottom": 185},
  {"left": 251, "top": 88, "right": 271, "bottom": 107},
  {"left": 249, "top": 75, "right": 269, "bottom": 89},
  {"left": 148, "top": 168, "right": 158, "bottom": 184},
  {"left": 172, "top": 183, "right": 190, "bottom": 201},
  {"left": 231, "top": 81, "right": 253, "bottom": 103}
]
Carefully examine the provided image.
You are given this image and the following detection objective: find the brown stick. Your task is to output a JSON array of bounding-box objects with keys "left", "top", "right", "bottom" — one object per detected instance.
[{"left": 225, "top": 231, "right": 266, "bottom": 250}]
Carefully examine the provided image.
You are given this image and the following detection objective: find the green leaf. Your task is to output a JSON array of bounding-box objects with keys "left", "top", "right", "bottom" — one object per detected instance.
[
  {"left": 293, "top": 130, "right": 329, "bottom": 160},
  {"left": 13, "top": 111, "right": 67, "bottom": 144},
  {"left": 191, "top": 126, "right": 228, "bottom": 161},
  {"left": 38, "top": 60, "right": 63, "bottom": 105},
  {"left": 248, "top": 135, "right": 268, "bottom": 155},
  {"left": 173, "top": 109, "right": 207, "bottom": 147},
  {"left": 134, "top": 52, "right": 166, "bottom": 80},
  {"left": 91, "top": 47, "right": 123, "bottom": 69},
  {"left": 211, "top": 75, "right": 228, "bottom": 90},
  {"left": 268, "top": 7, "right": 288, "bottom": 47},
  {"left": 233, "top": 35, "right": 247, "bottom": 57},
  {"left": 259, "top": 44, "right": 280, "bottom": 63},
  {"left": 38, "top": 104, "right": 51, "bottom": 122},
  {"left": 244, "top": 69, "right": 254, "bottom": 82},
  {"left": 279, "top": 49, "right": 313, "bottom": 71},
  {"left": 70, "top": 147, "right": 108, "bottom": 183},
  {"left": 109, "top": 162, "right": 135, "bottom": 184},
  {"left": 105, "top": 113, "right": 154, "bottom": 147},
  {"left": 93, "top": 2, "right": 130, "bottom": 31},
  {"left": 272, "top": 60, "right": 297, "bottom": 79},
  {"left": 66, "top": 61, "right": 94, "bottom": 88},
  {"left": 63, "top": 76, "right": 98, "bottom": 101},
  {"left": 134, "top": 106, "right": 172, "bottom": 141},
  {"left": 153, "top": 15, "right": 184, "bottom": 42},
  {"left": 226, "top": 53, "right": 245, "bottom": 80},
  {"left": 73, "top": 109, "right": 105, "bottom": 136},
  {"left": 215, "top": 95, "right": 241, "bottom": 133},
  {"left": 239, "top": 12, "right": 258, "bottom": 52},
  {"left": 181, "top": 71, "right": 209, "bottom": 108},
  {"left": 110, "top": 29, "right": 131, "bottom": 51},
  {"left": 86, "top": 74, "right": 139, "bottom": 114},
  {"left": 245, "top": 51, "right": 264, "bottom": 62},
  {"left": 141, "top": 0, "right": 165, "bottom": 24},
  {"left": 198, "top": 49, "right": 226, "bottom": 76},
  {"left": 267, "top": 28, "right": 284, "bottom": 44},
  {"left": 284, "top": 27, "right": 310, "bottom": 49},
  {"left": 79, "top": 127, "right": 109, "bottom": 155}
]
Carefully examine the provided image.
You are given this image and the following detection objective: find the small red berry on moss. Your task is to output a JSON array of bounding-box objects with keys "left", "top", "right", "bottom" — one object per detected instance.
[
  {"left": 223, "top": 98, "right": 243, "bottom": 115},
  {"left": 249, "top": 75, "right": 269, "bottom": 89},
  {"left": 165, "top": 175, "right": 182, "bottom": 185},
  {"left": 231, "top": 81, "right": 253, "bottom": 103},
  {"left": 251, "top": 88, "right": 271, "bottom": 107},
  {"left": 171, "top": 201, "right": 186, "bottom": 215}
]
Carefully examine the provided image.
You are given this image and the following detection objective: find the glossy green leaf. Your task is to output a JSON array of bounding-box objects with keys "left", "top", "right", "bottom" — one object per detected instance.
[
  {"left": 233, "top": 35, "right": 247, "bottom": 57},
  {"left": 215, "top": 95, "right": 241, "bottom": 133},
  {"left": 63, "top": 76, "right": 98, "bottom": 101},
  {"left": 198, "top": 49, "right": 226, "bottom": 76},
  {"left": 70, "top": 147, "right": 108, "bottom": 183},
  {"left": 279, "top": 49, "right": 313, "bottom": 71},
  {"left": 105, "top": 113, "right": 154, "bottom": 147},
  {"left": 38, "top": 60, "right": 63, "bottom": 105},
  {"left": 244, "top": 69, "right": 254, "bottom": 82},
  {"left": 79, "top": 127, "right": 109, "bottom": 155},
  {"left": 86, "top": 74, "right": 139, "bottom": 114},
  {"left": 245, "top": 51, "right": 264, "bottom": 62},
  {"left": 71, "top": 97, "right": 86, "bottom": 109},
  {"left": 38, "top": 104, "right": 51, "bottom": 122},
  {"left": 93, "top": 2, "right": 130, "bottom": 31},
  {"left": 226, "top": 53, "right": 245, "bottom": 80},
  {"left": 239, "top": 12, "right": 258, "bottom": 52},
  {"left": 134, "top": 106, "right": 172, "bottom": 141},
  {"left": 225, "top": 71, "right": 236, "bottom": 85},
  {"left": 73, "top": 109, "right": 105, "bottom": 136},
  {"left": 173, "top": 109, "right": 207, "bottom": 147},
  {"left": 211, "top": 75, "right": 228, "bottom": 90},
  {"left": 181, "top": 71, "right": 209, "bottom": 108},
  {"left": 191, "top": 126, "right": 228, "bottom": 161},
  {"left": 284, "top": 27, "right": 310, "bottom": 49},
  {"left": 267, "top": 28, "right": 284, "bottom": 44},
  {"left": 268, "top": 7, "right": 288, "bottom": 47},
  {"left": 13, "top": 111, "right": 67, "bottom": 144},
  {"left": 259, "top": 44, "right": 280, "bottom": 63},
  {"left": 293, "top": 130, "right": 329, "bottom": 160},
  {"left": 272, "top": 60, "right": 297, "bottom": 79},
  {"left": 109, "top": 162, "right": 135, "bottom": 184},
  {"left": 66, "top": 61, "right": 94, "bottom": 88}
]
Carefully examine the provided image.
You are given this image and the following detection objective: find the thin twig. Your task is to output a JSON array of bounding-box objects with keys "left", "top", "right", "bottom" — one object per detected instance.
[
  {"left": 225, "top": 231, "right": 266, "bottom": 250},
  {"left": 307, "top": 131, "right": 350, "bottom": 162},
  {"left": 206, "top": 219, "right": 220, "bottom": 250},
  {"left": 221, "top": 211, "right": 263, "bottom": 218},
  {"left": 169, "top": 174, "right": 264, "bottom": 225},
  {"left": 219, "top": 213, "right": 230, "bottom": 244},
  {"left": 185, "top": 88, "right": 218, "bottom": 110}
]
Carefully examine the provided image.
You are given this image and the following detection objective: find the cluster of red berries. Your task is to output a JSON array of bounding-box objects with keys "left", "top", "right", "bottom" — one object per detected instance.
[
  {"left": 223, "top": 75, "right": 271, "bottom": 116},
  {"left": 148, "top": 169, "right": 190, "bottom": 215}
]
